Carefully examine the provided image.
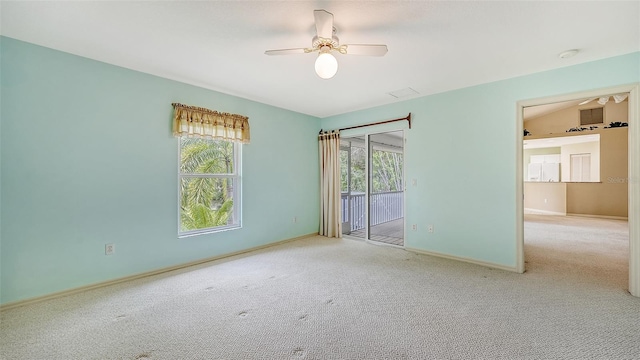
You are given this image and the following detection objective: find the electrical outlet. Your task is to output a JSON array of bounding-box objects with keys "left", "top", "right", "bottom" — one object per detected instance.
[
  {"left": 428, "top": 225, "right": 434, "bottom": 233},
  {"left": 412, "top": 224, "right": 417, "bottom": 231},
  {"left": 412, "top": 179, "right": 417, "bottom": 186},
  {"left": 293, "top": 216, "right": 298, "bottom": 223},
  {"left": 105, "top": 243, "right": 115, "bottom": 255}
]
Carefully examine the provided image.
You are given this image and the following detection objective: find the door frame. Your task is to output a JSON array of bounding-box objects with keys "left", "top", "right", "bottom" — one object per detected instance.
[
  {"left": 515, "top": 83, "right": 640, "bottom": 296},
  {"left": 340, "top": 142, "right": 352, "bottom": 235}
]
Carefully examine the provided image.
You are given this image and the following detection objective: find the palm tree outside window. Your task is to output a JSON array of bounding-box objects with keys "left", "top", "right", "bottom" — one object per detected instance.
[
  {"left": 179, "top": 138, "right": 240, "bottom": 236},
  {"left": 172, "top": 103, "right": 248, "bottom": 237}
]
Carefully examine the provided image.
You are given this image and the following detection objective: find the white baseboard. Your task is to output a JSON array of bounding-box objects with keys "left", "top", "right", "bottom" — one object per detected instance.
[
  {"left": 524, "top": 209, "right": 628, "bottom": 220},
  {"left": 405, "top": 247, "right": 519, "bottom": 273},
  {"left": 524, "top": 208, "right": 566, "bottom": 216},
  {"left": 0, "top": 233, "right": 318, "bottom": 311},
  {"left": 566, "top": 213, "right": 628, "bottom": 220}
]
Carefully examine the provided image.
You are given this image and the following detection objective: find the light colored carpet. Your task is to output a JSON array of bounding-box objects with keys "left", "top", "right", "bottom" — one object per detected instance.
[
  {"left": 524, "top": 214, "right": 629, "bottom": 289},
  {"left": 1, "top": 217, "right": 639, "bottom": 359}
]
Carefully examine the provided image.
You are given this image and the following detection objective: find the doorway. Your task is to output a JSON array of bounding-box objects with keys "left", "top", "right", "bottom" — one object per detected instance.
[
  {"left": 516, "top": 84, "right": 639, "bottom": 296},
  {"left": 341, "top": 131, "right": 405, "bottom": 246}
]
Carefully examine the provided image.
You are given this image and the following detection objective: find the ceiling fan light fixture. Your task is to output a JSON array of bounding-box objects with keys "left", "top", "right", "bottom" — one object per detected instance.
[
  {"left": 315, "top": 47, "right": 338, "bottom": 79},
  {"left": 265, "top": 10, "right": 386, "bottom": 78}
]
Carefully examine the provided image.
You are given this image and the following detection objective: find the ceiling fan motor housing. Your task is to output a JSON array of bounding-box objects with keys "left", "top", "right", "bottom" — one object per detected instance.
[{"left": 312, "top": 35, "right": 340, "bottom": 50}]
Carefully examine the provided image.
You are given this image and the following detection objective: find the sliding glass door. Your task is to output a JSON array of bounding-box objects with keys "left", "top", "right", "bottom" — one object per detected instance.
[
  {"left": 340, "top": 131, "right": 404, "bottom": 246},
  {"left": 368, "top": 132, "right": 404, "bottom": 245}
]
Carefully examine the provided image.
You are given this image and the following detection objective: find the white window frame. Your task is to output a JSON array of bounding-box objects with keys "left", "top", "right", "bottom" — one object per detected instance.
[{"left": 178, "top": 138, "right": 242, "bottom": 238}]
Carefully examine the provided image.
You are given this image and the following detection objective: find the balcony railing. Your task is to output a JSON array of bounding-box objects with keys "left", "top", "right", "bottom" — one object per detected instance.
[{"left": 341, "top": 191, "right": 404, "bottom": 232}]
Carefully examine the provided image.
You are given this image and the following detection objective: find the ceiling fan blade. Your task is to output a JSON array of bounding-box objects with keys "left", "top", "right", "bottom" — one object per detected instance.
[
  {"left": 314, "top": 9, "right": 334, "bottom": 39},
  {"left": 340, "top": 44, "right": 388, "bottom": 56},
  {"left": 578, "top": 97, "right": 597, "bottom": 105},
  {"left": 264, "top": 48, "right": 309, "bottom": 56}
]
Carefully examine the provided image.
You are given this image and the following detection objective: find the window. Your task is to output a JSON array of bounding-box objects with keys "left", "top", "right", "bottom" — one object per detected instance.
[{"left": 179, "top": 137, "right": 241, "bottom": 236}]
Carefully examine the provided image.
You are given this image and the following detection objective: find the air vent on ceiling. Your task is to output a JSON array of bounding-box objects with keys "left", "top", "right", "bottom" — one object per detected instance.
[
  {"left": 580, "top": 107, "right": 603, "bottom": 125},
  {"left": 387, "top": 87, "right": 419, "bottom": 99}
]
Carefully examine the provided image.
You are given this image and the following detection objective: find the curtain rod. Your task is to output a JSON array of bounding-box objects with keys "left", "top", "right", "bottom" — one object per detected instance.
[{"left": 319, "top": 113, "right": 411, "bottom": 134}]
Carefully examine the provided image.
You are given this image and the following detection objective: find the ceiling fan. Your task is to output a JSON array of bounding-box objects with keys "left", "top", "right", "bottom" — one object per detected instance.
[
  {"left": 265, "top": 9, "right": 388, "bottom": 79},
  {"left": 578, "top": 94, "right": 628, "bottom": 106}
]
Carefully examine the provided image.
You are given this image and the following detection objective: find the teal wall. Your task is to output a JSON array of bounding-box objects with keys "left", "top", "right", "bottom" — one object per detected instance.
[
  {"left": 321, "top": 52, "right": 640, "bottom": 268},
  {"left": 0, "top": 37, "right": 321, "bottom": 304}
]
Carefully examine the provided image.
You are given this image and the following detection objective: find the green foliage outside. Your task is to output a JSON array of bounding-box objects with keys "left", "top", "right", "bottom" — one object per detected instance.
[
  {"left": 371, "top": 149, "right": 403, "bottom": 192},
  {"left": 341, "top": 144, "right": 403, "bottom": 193},
  {"left": 180, "top": 138, "right": 235, "bottom": 231},
  {"left": 341, "top": 146, "right": 366, "bottom": 192}
]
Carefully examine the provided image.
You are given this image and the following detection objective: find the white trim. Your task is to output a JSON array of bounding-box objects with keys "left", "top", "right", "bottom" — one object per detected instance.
[
  {"left": 406, "top": 247, "right": 518, "bottom": 273},
  {"left": 524, "top": 208, "right": 567, "bottom": 216},
  {"left": 628, "top": 84, "right": 640, "bottom": 296},
  {"left": 0, "top": 233, "right": 318, "bottom": 311},
  {"left": 565, "top": 213, "right": 628, "bottom": 221},
  {"left": 365, "top": 133, "right": 370, "bottom": 240},
  {"left": 179, "top": 174, "right": 237, "bottom": 178},
  {"left": 525, "top": 210, "right": 628, "bottom": 220},
  {"left": 516, "top": 101, "right": 525, "bottom": 273},
  {"left": 516, "top": 83, "right": 640, "bottom": 296},
  {"left": 402, "top": 130, "right": 407, "bottom": 249},
  {"left": 177, "top": 223, "right": 241, "bottom": 239}
]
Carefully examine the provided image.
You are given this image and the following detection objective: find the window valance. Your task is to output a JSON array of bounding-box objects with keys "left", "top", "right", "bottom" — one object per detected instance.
[{"left": 172, "top": 103, "right": 250, "bottom": 144}]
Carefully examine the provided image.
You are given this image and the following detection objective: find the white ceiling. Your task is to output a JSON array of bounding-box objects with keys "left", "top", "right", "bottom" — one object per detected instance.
[{"left": 1, "top": 1, "right": 639, "bottom": 118}]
